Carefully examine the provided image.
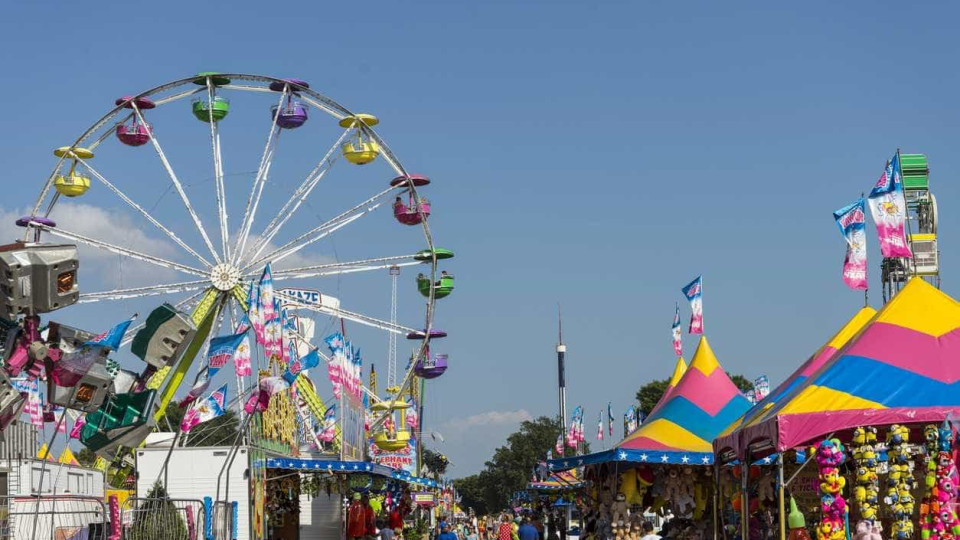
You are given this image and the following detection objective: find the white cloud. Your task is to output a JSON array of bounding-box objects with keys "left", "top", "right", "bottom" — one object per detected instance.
[{"left": 440, "top": 409, "right": 532, "bottom": 433}]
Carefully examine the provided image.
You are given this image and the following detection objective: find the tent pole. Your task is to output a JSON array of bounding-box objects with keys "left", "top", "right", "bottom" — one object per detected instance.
[
  {"left": 778, "top": 454, "right": 786, "bottom": 540},
  {"left": 741, "top": 453, "right": 749, "bottom": 540}
]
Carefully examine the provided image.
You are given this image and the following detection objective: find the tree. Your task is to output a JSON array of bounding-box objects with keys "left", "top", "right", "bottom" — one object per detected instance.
[
  {"left": 478, "top": 416, "right": 572, "bottom": 511},
  {"left": 454, "top": 474, "right": 488, "bottom": 516},
  {"left": 77, "top": 447, "right": 98, "bottom": 468},
  {"left": 127, "top": 481, "right": 188, "bottom": 540},
  {"left": 162, "top": 402, "right": 240, "bottom": 447},
  {"left": 422, "top": 447, "right": 450, "bottom": 476},
  {"left": 636, "top": 373, "right": 754, "bottom": 416}
]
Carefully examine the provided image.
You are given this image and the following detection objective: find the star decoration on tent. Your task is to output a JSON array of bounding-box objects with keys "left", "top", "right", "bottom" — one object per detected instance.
[
  {"left": 619, "top": 451, "right": 628, "bottom": 461},
  {"left": 640, "top": 454, "right": 648, "bottom": 462},
  {"left": 701, "top": 456, "right": 710, "bottom": 464},
  {"left": 763, "top": 456, "right": 773, "bottom": 464},
  {"left": 681, "top": 455, "right": 690, "bottom": 463},
  {"left": 660, "top": 455, "right": 669, "bottom": 463}
]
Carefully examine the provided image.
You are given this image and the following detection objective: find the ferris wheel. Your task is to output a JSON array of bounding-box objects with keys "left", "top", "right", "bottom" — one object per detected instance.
[{"left": 21, "top": 73, "right": 452, "bottom": 439}]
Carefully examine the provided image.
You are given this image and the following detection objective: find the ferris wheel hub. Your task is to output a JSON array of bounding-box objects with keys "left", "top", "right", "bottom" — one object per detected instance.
[{"left": 209, "top": 263, "right": 241, "bottom": 291}]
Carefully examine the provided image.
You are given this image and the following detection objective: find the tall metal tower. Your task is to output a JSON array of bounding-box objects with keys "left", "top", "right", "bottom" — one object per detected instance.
[
  {"left": 387, "top": 265, "right": 401, "bottom": 389},
  {"left": 557, "top": 307, "right": 567, "bottom": 434}
]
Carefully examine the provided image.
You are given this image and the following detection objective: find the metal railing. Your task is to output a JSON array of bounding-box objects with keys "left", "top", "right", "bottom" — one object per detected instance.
[
  {"left": 211, "top": 501, "right": 235, "bottom": 540},
  {"left": 0, "top": 494, "right": 108, "bottom": 540},
  {"left": 120, "top": 497, "right": 205, "bottom": 540}
]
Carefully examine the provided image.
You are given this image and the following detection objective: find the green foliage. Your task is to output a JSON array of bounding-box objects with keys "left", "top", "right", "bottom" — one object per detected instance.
[
  {"left": 635, "top": 378, "right": 670, "bottom": 417},
  {"left": 457, "top": 416, "right": 576, "bottom": 512},
  {"left": 453, "top": 474, "right": 488, "bottom": 515},
  {"left": 163, "top": 402, "right": 240, "bottom": 447},
  {"left": 126, "top": 481, "right": 188, "bottom": 540},
  {"left": 404, "top": 515, "right": 430, "bottom": 540},
  {"left": 636, "top": 373, "right": 755, "bottom": 416},
  {"left": 422, "top": 447, "right": 450, "bottom": 476},
  {"left": 76, "top": 447, "right": 98, "bottom": 468}
]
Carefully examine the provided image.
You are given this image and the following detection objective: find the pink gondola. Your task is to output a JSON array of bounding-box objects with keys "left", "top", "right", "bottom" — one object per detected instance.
[
  {"left": 114, "top": 96, "right": 154, "bottom": 147},
  {"left": 393, "top": 194, "right": 431, "bottom": 225}
]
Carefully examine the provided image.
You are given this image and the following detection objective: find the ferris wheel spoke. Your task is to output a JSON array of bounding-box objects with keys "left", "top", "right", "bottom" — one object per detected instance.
[
  {"left": 206, "top": 81, "right": 230, "bottom": 262},
  {"left": 119, "top": 288, "right": 208, "bottom": 348},
  {"left": 297, "top": 94, "right": 350, "bottom": 121},
  {"left": 30, "top": 223, "right": 208, "bottom": 278},
  {"left": 242, "top": 129, "right": 351, "bottom": 263},
  {"left": 87, "top": 112, "right": 133, "bottom": 151},
  {"left": 131, "top": 102, "right": 222, "bottom": 265},
  {"left": 242, "top": 185, "right": 396, "bottom": 271},
  {"left": 233, "top": 87, "right": 288, "bottom": 266},
  {"left": 77, "top": 159, "right": 214, "bottom": 268},
  {"left": 78, "top": 279, "right": 210, "bottom": 303},
  {"left": 270, "top": 255, "right": 424, "bottom": 281},
  {"left": 275, "top": 293, "right": 415, "bottom": 335}
]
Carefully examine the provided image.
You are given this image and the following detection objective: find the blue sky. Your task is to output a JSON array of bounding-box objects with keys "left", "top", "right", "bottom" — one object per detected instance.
[{"left": 3, "top": 1, "right": 960, "bottom": 475}]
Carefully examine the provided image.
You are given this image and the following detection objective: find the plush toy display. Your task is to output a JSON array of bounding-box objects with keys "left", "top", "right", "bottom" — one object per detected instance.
[
  {"left": 852, "top": 426, "right": 880, "bottom": 527},
  {"left": 886, "top": 424, "right": 915, "bottom": 540},
  {"left": 663, "top": 467, "right": 683, "bottom": 501},
  {"left": 922, "top": 420, "right": 959, "bottom": 540},
  {"left": 815, "top": 438, "right": 848, "bottom": 540},
  {"left": 611, "top": 493, "right": 629, "bottom": 525}
]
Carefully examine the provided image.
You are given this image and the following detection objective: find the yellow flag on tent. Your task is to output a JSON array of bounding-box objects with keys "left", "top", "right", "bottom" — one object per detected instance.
[
  {"left": 37, "top": 443, "right": 55, "bottom": 462},
  {"left": 59, "top": 447, "right": 79, "bottom": 466}
]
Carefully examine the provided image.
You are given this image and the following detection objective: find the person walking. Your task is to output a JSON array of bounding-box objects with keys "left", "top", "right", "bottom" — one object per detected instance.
[
  {"left": 498, "top": 515, "right": 515, "bottom": 540},
  {"left": 639, "top": 522, "right": 661, "bottom": 540},
  {"left": 518, "top": 518, "right": 540, "bottom": 540},
  {"left": 438, "top": 522, "right": 461, "bottom": 540}
]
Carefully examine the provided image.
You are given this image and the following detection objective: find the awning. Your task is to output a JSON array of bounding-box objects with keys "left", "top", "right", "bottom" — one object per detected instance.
[{"left": 266, "top": 457, "right": 439, "bottom": 487}]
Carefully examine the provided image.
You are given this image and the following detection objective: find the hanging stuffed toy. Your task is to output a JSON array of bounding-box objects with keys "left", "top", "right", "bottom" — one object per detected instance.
[
  {"left": 886, "top": 424, "right": 915, "bottom": 540},
  {"left": 815, "top": 438, "right": 848, "bottom": 540},
  {"left": 852, "top": 426, "right": 880, "bottom": 529}
]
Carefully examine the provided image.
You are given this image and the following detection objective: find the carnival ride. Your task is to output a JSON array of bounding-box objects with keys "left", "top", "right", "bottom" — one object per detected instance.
[{"left": 0, "top": 73, "right": 456, "bottom": 491}]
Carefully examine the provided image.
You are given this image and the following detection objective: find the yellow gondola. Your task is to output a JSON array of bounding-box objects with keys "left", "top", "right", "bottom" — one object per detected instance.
[
  {"left": 339, "top": 114, "right": 381, "bottom": 165},
  {"left": 373, "top": 429, "right": 412, "bottom": 452},
  {"left": 53, "top": 147, "right": 94, "bottom": 197}
]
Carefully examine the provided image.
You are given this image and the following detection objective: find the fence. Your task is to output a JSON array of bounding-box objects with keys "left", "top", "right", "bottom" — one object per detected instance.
[
  {"left": 211, "top": 500, "right": 235, "bottom": 540},
  {"left": 0, "top": 494, "right": 108, "bottom": 540},
  {"left": 120, "top": 497, "right": 205, "bottom": 540}
]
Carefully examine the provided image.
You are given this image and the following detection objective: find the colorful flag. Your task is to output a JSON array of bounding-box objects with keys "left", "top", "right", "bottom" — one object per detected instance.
[
  {"left": 596, "top": 411, "right": 603, "bottom": 441},
  {"left": 555, "top": 432, "right": 564, "bottom": 455},
  {"left": 179, "top": 378, "right": 211, "bottom": 408},
  {"left": 671, "top": 302, "right": 683, "bottom": 357},
  {"left": 318, "top": 405, "right": 337, "bottom": 443},
  {"left": 624, "top": 406, "right": 638, "bottom": 436},
  {"left": 406, "top": 398, "right": 419, "bottom": 430},
  {"left": 607, "top": 402, "right": 614, "bottom": 436},
  {"left": 681, "top": 276, "right": 704, "bottom": 334},
  {"left": 243, "top": 376, "right": 289, "bottom": 414},
  {"left": 283, "top": 349, "right": 320, "bottom": 385},
  {"left": 868, "top": 153, "right": 912, "bottom": 258},
  {"left": 84, "top": 315, "right": 136, "bottom": 350},
  {"left": 247, "top": 279, "right": 263, "bottom": 342},
  {"left": 207, "top": 332, "right": 246, "bottom": 379},
  {"left": 833, "top": 199, "right": 868, "bottom": 291},
  {"left": 234, "top": 335, "right": 252, "bottom": 377},
  {"left": 325, "top": 333, "right": 345, "bottom": 399},
  {"left": 753, "top": 375, "right": 770, "bottom": 402},
  {"left": 181, "top": 384, "right": 228, "bottom": 433},
  {"left": 69, "top": 415, "right": 86, "bottom": 440}
]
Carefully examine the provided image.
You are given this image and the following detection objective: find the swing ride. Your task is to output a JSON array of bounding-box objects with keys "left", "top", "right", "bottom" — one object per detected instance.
[{"left": 2, "top": 73, "right": 457, "bottom": 488}]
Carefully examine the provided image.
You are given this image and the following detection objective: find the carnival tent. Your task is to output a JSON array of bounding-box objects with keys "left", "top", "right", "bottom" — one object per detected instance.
[
  {"left": 712, "top": 306, "right": 875, "bottom": 457},
  {"left": 717, "top": 278, "right": 960, "bottom": 461},
  {"left": 548, "top": 336, "right": 750, "bottom": 470}
]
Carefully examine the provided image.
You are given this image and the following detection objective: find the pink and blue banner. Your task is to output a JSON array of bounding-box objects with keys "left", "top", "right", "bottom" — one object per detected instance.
[
  {"left": 868, "top": 153, "right": 912, "bottom": 259},
  {"left": 671, "top": 302, "right": 683, "bottom": 357},
  {"left": 181, "top": 384, "right": 227, "bottom": 433},
  {"left": 84, "top": 315, "right": 136, "bottom": 350},
  {"left": 833, "top": 199, "right": 868, "bottom": 291},
  {"left": 681, "top": 276, "right": 704, "bottom": 334},
  {"left": 207, "top": 332, "right": 246, "bottom": 378}
]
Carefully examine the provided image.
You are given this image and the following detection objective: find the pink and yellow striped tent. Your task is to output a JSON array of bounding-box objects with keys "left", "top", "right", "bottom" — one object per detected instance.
[
  {"left": 717, "top": 278, "right": 960, "bottom": 460},
  {"left": 549, "top": 336, "right": 750, "bottom": 470},
  {"left": 648, "top": 356, "right": 687, "bottom": 418},
  {"left": 713, "top": 306, "right": 875, "bottom": 458}
]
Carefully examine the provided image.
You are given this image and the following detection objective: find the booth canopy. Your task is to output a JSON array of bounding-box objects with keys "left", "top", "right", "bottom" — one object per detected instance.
[
  {"left": 266, "top": 457, "right": 439, "bottom": 487},
  {"left": 718, "top": 278, "right": 960, "bottom": 460},
  {"left": 527, "top": 470, "right": 584, "bottom": 491},
  {"left": 549, "top": 336, "right": 750, "bottom": 470},
  {"left": 713, "top": 306, "right": 875, "bottom": 458}
]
